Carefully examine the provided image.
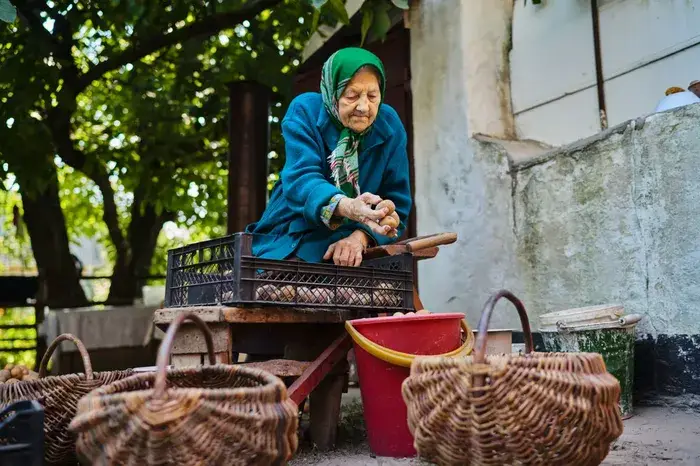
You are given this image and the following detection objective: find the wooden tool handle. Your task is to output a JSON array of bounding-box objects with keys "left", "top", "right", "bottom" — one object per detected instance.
[{"left": 405, "top": 232, "right": 457, "bottom": 252}]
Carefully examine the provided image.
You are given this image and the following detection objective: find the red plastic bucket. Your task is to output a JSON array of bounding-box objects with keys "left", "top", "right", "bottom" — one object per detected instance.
[{"left": 349, "top": 313, "right": 464, "bottom": 457}]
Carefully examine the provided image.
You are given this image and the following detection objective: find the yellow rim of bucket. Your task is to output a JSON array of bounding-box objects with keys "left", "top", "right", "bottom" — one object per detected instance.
[{"left": 345, "top": 318, "right": 475, "bottom": 368}]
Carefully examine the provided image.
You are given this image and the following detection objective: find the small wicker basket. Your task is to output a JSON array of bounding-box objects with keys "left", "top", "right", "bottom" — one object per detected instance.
[
  {"left": 0, "top": 334, "right": 133, "bottom": 465},
  {"left": 401, "top": 290, "right": 624, "bottom": 466},
  {"left": 69, "top": 312, "right": 299, "bottom": 466}
]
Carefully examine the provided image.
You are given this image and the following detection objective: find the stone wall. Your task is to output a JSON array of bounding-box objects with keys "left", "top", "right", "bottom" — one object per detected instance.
[
  {"left": 416, "top": 103, "right": 700, "bottom": 396},
  {"left": 480, "top": 104, "right": 700, "bottom": 337}
]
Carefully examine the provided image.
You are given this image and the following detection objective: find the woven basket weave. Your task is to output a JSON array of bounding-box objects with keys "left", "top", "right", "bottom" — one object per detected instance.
[
  {"left": 401, "top": 290, "right": 624, "bottom": 466},
  {"left": 0, "top": 334, "right": 133, "bottom": 465},
  {"left": 69, "top": 312, "right": 299, "bottom": 466}
]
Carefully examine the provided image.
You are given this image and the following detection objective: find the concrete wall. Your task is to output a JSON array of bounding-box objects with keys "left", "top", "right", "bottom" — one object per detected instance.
[
  {"left": 511, "top": 103, "right": 700, "bottom": 338},
  {"left": 410, "top": 0, "right": 523, "bottom": 329},
  {"left": 415, "top": 89, "right": 700, "bottom": 338},
  {"left": 510, "top": 0, "right": 700, "bottom": 146}
]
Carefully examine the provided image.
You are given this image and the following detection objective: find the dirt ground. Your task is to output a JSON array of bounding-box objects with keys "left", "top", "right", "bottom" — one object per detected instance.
[{"left": 290, "top": 389, "right": 700, "bottom": 466}]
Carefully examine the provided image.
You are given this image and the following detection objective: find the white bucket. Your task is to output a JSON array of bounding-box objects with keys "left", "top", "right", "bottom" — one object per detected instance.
[
  {"left": 539, "top": 304, "right": 626, "bottom": 332},
  {"left": 539, "top": 305, "right": 643, "bottom": 419}
]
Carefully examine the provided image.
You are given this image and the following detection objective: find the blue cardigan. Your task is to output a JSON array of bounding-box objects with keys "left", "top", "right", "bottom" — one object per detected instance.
[{"left": 245, "top": 92, "right": 412, "bottom": 263}]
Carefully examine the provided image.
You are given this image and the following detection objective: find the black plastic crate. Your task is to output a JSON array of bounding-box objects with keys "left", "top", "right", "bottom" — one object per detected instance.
[
  {"left": 0, "top": 400, "right": 44, "bottom": 466},
  {"left": 165, "top": 233, "right": 414, "bottom": 312}
]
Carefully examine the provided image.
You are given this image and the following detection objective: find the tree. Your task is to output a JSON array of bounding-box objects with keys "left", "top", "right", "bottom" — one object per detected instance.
[{"left": 0, "top": 0, "right": 313, "bottom": 306}]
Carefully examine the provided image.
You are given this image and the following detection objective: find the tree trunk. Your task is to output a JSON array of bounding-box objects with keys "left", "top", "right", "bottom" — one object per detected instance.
[
  {"left": 20, "top": 170, "right": 88, "bottom": 308},
  {"left": 107, "top": 201, "right": 169, "bottom": 305}
]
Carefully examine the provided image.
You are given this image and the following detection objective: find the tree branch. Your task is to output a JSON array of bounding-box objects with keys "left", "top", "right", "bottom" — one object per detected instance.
[
  {"left": 45, "top": 107, "right": 129, "bottom": 259},
  {"left": 16, "top": 1, "right": 80, "bottom": 90},
  {"left": 76, "top": 0, "right": 283, "bottom": 92}
]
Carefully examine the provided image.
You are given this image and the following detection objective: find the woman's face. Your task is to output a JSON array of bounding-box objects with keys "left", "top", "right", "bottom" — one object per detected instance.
[{"left": 338, "top": 68, "right": 381, "bottom": 133}]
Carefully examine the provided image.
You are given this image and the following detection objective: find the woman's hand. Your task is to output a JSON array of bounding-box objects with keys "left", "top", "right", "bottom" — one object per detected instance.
[
  {"left": 323, "top": 230, "right": 370, "bottom": 267},
  {"left": 336, "top": 192, "right": 394, "bottom": 236}
]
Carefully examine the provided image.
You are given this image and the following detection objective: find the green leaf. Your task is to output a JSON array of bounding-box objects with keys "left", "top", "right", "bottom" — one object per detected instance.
[
  {"left": 370, "top": 3, "right": 392, "bottom": 42},
  {"left": 360, "top": 8, "right": 374, "bottom": 46},
  {"left": 390, "top": 0, "right": 410, "bottom": 9},
  {"left": 311, "top": 9, "right": 321, "bottom": 32},
  {"left": 0, "top": 0, "right": 16, "bottom": 23},
  {"left": 310, "top": 0, "right": 329, "bottom": 8},
  {"left": 327, "top": 0, "right": 349, "bottom": 25}
]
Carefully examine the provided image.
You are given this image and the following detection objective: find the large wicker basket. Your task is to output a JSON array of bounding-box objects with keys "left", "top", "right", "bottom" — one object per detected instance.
[
  {"left": 0, "top": 334, "right": 133, "bottom": 465},
  {"left": 401, "top": 290, "right": 624, "bottom": 466},
  {"left": 69, "top": 312, "right": 299, "bottom": 465}
]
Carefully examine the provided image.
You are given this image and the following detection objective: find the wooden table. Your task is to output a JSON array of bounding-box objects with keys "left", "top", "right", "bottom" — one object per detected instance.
[{"left": 154, "top": 305, "right": 367, "bottom": 450}]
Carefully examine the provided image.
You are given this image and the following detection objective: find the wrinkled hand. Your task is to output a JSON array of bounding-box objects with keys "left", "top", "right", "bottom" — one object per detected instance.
[
  {"left": 336, "top": 192, "right": 394, "bottom": 237},
  {"left": 323, "top": 231, "right": 369, "bottom": 267}
]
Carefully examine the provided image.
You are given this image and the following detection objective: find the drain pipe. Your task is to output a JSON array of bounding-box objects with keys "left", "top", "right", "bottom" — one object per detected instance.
[{"left": 590, "top": 0, "right": 608, "bottom": 130}]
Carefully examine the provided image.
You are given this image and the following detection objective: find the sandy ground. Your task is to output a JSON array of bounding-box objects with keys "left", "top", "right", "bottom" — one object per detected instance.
[{"left": 290, "top": 389, "right": 700, "bottom": 466}]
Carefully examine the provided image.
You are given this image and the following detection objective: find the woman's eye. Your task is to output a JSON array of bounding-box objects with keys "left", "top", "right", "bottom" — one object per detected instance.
[
  {"left": 345, "top": 94, "right": 358, "bottom": 101},
  {"left": 369, "top": 94, "right": 378, "bottom": 101}
]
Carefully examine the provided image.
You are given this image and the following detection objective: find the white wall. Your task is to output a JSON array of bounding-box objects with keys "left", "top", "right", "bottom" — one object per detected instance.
[
  {"left": 510, "top": 0, "right": 700, "bottom": 147},
  {"left": 410, "top": 0, "right": 523, "bottom": 329},
  {"left": 601, "top": 0, "right": 700, "bottom": 125}
]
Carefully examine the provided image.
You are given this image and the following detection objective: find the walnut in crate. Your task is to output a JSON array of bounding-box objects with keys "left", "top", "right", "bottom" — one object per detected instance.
[
  {"left": 350, "top": 291, "right": 371, "bottom": 306},
  {"left": 336, "top": 287, "right": 354, "bottom": 305},
  {"left": 298, "top": 287, "right": 332, "bottom": 304},
  {"left": 255, "top": 284, "right": 297, "bottom": 303},
  {"left": 373, "top": 282, "right": 402, "bottom": 307},
  {"left": 337, "top": 287, "right": 371, "bottom": 306}
]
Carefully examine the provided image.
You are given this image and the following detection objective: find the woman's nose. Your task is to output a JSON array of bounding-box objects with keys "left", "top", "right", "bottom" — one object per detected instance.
[{"left": 356, "top": 96, "right": 369, "bottom": 113}]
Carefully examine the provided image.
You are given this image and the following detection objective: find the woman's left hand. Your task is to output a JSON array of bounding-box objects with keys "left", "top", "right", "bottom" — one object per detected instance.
[{"left": 323, "top": 230, "right": 370, "bottom": 267}]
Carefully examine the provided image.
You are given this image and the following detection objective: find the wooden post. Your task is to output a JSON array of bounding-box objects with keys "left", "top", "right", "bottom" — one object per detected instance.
[{"left": 227, "top": 81, "right": 271, "bottom": 235}]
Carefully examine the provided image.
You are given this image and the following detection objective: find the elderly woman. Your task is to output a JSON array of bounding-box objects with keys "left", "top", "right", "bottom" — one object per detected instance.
[{"left": 246, "top": 47, "right": 411, "bottom": 267}]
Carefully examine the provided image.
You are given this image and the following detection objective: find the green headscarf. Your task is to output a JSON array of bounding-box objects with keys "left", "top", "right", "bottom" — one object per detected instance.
[{"left": 320, "top": 47, "right": 386, "bottom": 198}]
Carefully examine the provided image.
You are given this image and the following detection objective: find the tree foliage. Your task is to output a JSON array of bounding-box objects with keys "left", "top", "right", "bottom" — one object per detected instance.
[
  {"left": 309, "top": 0, "right": 409, "bottom": 45},
  {"left": 0, "top": 0, "right": 318, "bottom": 305}
]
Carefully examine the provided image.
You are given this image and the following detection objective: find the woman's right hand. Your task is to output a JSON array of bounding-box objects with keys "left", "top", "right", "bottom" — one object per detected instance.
[{"left": 336, "top": 192, "right": 394, "bottom": 236}]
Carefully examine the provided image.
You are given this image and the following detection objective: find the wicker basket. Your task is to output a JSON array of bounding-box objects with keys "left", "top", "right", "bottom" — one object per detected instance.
[
  {"left": 69, "top": 312, "right": 299, "bottom": 466},
  {"left": 401, "top": 290, "right": 624, "bottom": 466},
  {"left": 0, "top": 334, "right": 133, "bottom": 465}
]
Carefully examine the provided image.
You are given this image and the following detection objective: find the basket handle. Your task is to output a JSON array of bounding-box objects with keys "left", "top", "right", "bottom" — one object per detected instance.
[
  {"left": 154, "top": 312, "right": 216, "bottom": 398},
  {"left": 473, "top": 290, "right": 534, "bottom": 364},
  {"left": 38, "top": 333, "right": 94, "bottom": 380}
]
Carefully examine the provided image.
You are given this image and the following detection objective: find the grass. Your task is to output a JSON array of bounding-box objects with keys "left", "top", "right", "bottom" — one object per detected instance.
[{"left": 336, "top": 398, "right": 367, "bottom": 445}]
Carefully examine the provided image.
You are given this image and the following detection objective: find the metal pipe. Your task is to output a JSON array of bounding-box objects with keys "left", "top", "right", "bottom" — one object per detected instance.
[{"left": 591, "top": 0, "right": 608, "bottom": 129}]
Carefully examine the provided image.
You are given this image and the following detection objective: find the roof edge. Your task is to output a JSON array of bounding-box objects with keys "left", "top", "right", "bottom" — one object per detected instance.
[{"left": 302, "top": 0, "right": 367, "bottom": 63}]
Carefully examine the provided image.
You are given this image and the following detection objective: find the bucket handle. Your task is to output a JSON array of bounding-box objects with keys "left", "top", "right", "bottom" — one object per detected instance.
[
  {"left": 473, "top": 290, "right": 534, "bottom": 365},
  {"left": 154, "top": 313, "right": 216, "bottom": 398},
  {"left": 38, "top": 333, "right": 94, "bottom": 380},
  {"left": 344, "top": 319, "right": 475, "bottom": 368}
]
